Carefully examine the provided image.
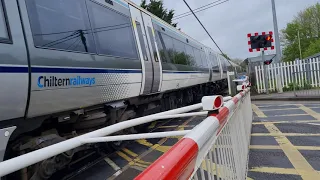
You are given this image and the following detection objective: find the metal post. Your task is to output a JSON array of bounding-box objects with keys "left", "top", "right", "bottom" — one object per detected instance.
[
  {"left": 262, "top": 50, "right": 269, "bottom": 94},
  {"left": 271, "top": 0, "right": 281, "bottom": 62},
  {"left": 298, "top": 30, "right": 302, "bottom": 60}
]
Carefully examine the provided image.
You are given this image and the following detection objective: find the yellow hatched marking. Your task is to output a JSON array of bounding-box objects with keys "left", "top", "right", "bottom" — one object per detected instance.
[
  {"left": 148, "top": 122, "right": 157, "bottom": 129},
  {"left": 296, "top": 146, "right": 320, "bottom": 150},
  {"left": 249, "top": 167, "right": 298, "bottom": 175},
  {"left": 136, "top": 139, "right": 153, "bottom": 147},
  {"left": 133, "top": 162, "right": 149, "bottom": 168},
  {"left": 261, "top": 108, "right": 301, "bottom": 111},
  {"left": 154, "top": 145, "right": 171, "bottom": 153},
  {"left": 116, "top": 151, "right": 132, "bottom": 162},
  {"left": 252, "top": 120, "right": 320, "bottom": 125},
  {"left": 274, "top": 114, "right": 307, "bottom": 117},
  {"left": 250, "top": 145, "right": 281, "bottom": 150},
  {"left": 298, "top": 105, "right": 320, "bottom": 120},
  {"left": 251, "top": 104, "right": 267, "bottom": 117},
  {"left": 122, "top": 148, "right": 138, "bottom": 157},
  {"left": 264, "top": 123, "right": 320, "bottom": 179},
  {"left": 158, "top": 125, "right": 194, "bottom": 129},
  {"left": 250, "top": 145, "right": 320, "bottom": 150},
  {"left": 251, "top": 133, "right": 320, "bottom": 136}
]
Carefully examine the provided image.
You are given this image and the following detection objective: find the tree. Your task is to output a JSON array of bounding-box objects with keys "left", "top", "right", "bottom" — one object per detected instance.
[
  {"left": 140, "top": 0, "right": 177, "bottom": 27},
  {"left": 281, "top": 3, "right": 320, "bottom": 62},
  {"left": 303, "top": 38, "right": 320, "bottom": 57}
]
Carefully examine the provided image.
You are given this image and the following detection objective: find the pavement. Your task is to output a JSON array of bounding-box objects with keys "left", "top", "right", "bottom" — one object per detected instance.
[
  {"left": 65, "top": 115, "right": 204, "bottom": 180},
  {"left": 247, "top": 101, "right": 320, "bottom": 180},
  {"left": 251, "top": 90, "right": 320, "bottom": 101}
]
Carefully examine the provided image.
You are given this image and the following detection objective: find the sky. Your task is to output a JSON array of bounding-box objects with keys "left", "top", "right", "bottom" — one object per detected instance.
[{"left": 131, "top": 0, "right": 320, "bottom": 59}]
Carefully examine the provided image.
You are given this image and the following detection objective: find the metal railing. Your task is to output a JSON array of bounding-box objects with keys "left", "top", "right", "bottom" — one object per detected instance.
[
  {"left": 135, "top": 88, "right": 252, "bottom": 180},
  {"left": 0, "top": 93, "right": 233, "bottom": 178}
]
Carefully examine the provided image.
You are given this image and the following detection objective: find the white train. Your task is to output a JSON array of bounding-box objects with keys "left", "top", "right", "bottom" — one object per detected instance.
[{"left": 0, "top": 0, "right": 233, "bottom": 179}]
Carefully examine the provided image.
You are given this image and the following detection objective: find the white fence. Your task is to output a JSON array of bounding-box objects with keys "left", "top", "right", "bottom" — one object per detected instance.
[{"left": 255, "top": 58, "right": 320, "bottom": 93}]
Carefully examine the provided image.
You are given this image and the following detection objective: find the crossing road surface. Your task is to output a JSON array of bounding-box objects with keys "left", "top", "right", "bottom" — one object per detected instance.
[
  {"left": 248, "top": 101, "right": 320, "bottom": 180},
  {"left": 60, "top": 115, "right": 205, "bottom": 180}
]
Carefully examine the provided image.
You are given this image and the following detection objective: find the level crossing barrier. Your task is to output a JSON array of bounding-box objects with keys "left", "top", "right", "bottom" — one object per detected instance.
[
  {"left": 0, "top": 91, "right": 236, "bottom": 178},
  {"left": 135, "top": 88, "right": 252, "bottom": 180}
]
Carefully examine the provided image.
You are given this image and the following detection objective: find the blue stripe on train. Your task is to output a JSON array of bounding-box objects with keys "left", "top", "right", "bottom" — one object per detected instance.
[
  {"left": 0, "top": 66, "right": 206, "bottom": 74},
  {"left": 162, "top": 70, "right": 207, "bottom": 74},
  {"left": 0, "top": 66, "right": 142, "bottom": 74}
]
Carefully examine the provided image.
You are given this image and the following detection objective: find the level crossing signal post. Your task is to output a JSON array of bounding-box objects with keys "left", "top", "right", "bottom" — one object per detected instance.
[{"left": 248, "top": 32, "right": 274, "bottom": 94}]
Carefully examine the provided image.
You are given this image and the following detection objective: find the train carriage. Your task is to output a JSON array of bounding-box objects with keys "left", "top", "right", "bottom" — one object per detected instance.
[{"left": 0, "top": 0, "right": 233, "bottom": 179}]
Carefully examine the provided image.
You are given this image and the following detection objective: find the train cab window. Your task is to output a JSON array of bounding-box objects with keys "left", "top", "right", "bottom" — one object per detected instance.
[
  {"left": 0, "top": 0, "right": 10, "bottom": 43},
  {"left": 25, "top": 0, "right": 96, "bottom": 53},
  {"left": 87, "top": 1, "right": 138, "bottom": 59}
]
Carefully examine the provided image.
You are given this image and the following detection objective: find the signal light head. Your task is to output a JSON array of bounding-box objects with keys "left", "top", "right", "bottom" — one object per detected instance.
[{"left": 265, "top": 35, "right": 272, "bottom": 41}]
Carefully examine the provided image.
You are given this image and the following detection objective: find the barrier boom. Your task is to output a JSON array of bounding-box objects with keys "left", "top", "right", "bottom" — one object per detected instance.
[{"left": 135, "top": 88, "right": 252, "bottom": 180}]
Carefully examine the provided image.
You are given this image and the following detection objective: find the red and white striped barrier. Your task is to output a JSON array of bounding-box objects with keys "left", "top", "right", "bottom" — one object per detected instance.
[{"left": 135, "top": 88, "right": 252, "bottom": 180}]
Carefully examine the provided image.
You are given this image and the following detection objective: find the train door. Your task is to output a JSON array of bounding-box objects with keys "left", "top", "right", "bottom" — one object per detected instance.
[
  {"left": 0, "top": 0, "right": 29, "bottom": 121},
  {"left": 129, "top": 6, "right": 161, "bottom": 94}
]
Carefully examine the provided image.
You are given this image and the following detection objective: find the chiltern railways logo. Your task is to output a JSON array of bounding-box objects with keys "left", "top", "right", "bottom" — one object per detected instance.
[{"left": 38, "top": 76, "right": 96, "bottom": 88}]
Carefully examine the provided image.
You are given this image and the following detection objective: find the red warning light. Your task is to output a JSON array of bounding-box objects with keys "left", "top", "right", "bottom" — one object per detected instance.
[{"left": 266, "top": 35, "right": 272, "bottom": 41}]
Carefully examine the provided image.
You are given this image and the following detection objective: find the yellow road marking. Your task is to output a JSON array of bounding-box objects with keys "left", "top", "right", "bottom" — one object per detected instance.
[
  {"left": 298, "top": 105, "right": 320, "bottom": 120},
  {"left": 296, "top": 146, "right": 320, "bottom": 150},
  {"left": 261, "top": 108, "right": 301, "bottom": 112},
  {"left": 136, "top": 139, "right": 153, "bottom": 147},
  {"left": 148, "top": 122, "right": 157, "bottom": 129},
  {"left": 122, "top": 148, "right": 138, "bottom": 157},
  {"left": 252, "top": 120, "right": 320, "bottom": 125},
  {"left": 154, "top": 145, "right": 171, "bottom": 153},
  {"left": 246, "top": 177, "right": 254, "bottom": 180},
  {"left": 158, "top": 125, "right": 194, "bottom": 129},
  {"left": 135, "top": 139, "right": 171, "bottom": 153},
  {"left": 250, "top": 145, "right": 320, "bottom": 151},
  {"left": 250, "top": 145, "right": 281, "bottom": 150},
  {"left": 252, "top": 104, "right": 267, "bottom": 117},
  {"left": 273, "top": 114, "right": 307, "bottom": 117},
  {"left": 116, "top": 151, "right": 132, "bottom": 162},
  {"left": 251, "top": 133, "right": 320, "bottom": 136},
  {"left": 249, "top": 167, "right": 298, "bottom": 175},
  {"left": 264, "top": 123, "right": 319, "bottom": 179}
]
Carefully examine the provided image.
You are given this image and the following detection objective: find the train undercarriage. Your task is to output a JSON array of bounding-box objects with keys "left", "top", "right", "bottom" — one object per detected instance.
[{"left": 3, "top": 79, "right": 227, "bottom": 180}]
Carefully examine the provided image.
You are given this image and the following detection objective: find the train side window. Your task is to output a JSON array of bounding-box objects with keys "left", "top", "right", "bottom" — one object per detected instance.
[
  {"left": 200, "top": 51, "right": 207, "bottom": 67},
  {"left": 211, "top": 54, "right": 220, "bottom": 72},
  {"left": 184, "top": 44, "right": 196, "bottom": 67},
  {"left": 172, "top": 38, "right": 190, "bottom": 65},
  {"left": 154, "top": 30, "right": 167, "bottom": 63},
  {"left": 25, "top": 0, "right": 96, "bottom": 53},
  {"left": 0, "top": 0, "right": 11, "bottom": 43},
  {"left": 193, "top": 48, "right": 203, "bottom": 68},
  {"left": 161, "top": 33, "right": 174, "bottom": 63},
  {"left": 87, "top": 1, "right": 138, "bottom": 59}
]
